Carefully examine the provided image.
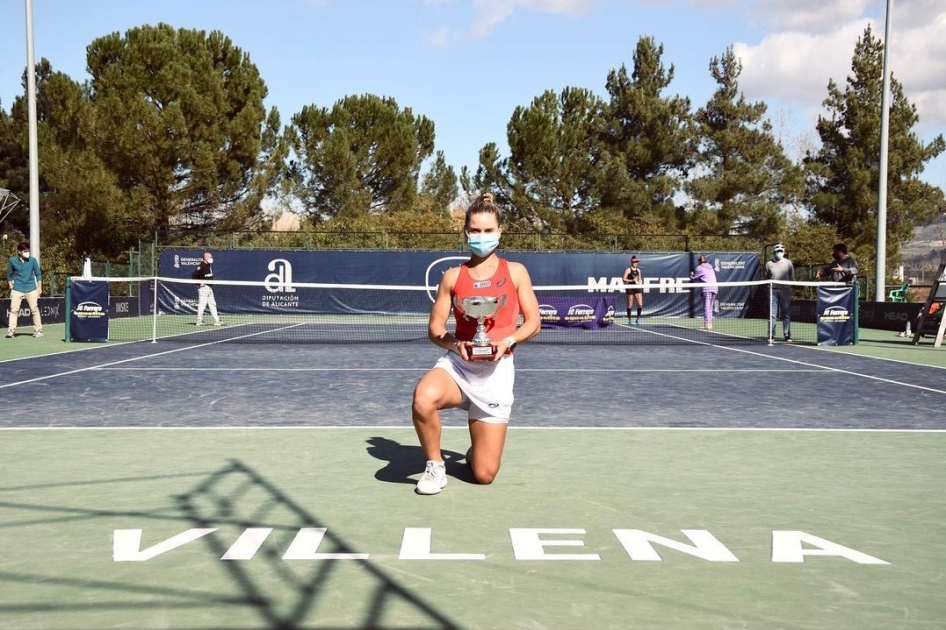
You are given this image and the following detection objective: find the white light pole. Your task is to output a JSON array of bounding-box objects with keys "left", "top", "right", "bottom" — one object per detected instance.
[
  {"left": 876, "top": 0, "right": 893, "bottom": 301},
  {"left": 24, "top": 0, "right": 40, "bottom": 262}
]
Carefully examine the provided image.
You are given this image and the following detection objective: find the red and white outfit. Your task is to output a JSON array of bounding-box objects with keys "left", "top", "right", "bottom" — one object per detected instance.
[{"left": 434, "top": 258, "right": 520, "bottom": 424}]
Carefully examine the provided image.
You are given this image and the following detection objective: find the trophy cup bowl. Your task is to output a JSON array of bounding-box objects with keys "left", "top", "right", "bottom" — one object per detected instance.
[{"left": 454, "top": 295, "right": 506, "bottom": 360}]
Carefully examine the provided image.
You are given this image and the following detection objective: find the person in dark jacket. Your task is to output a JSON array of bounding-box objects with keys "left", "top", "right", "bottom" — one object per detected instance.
[
  {"left": 816, "top": 243, "right": 858, "bottom": 284},
  {"left": 192, "top": 252, "right": 221, "bottom": 326}
]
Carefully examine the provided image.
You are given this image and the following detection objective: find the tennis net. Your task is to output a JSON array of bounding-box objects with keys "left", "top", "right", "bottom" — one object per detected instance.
[{"left": 68, "top": 276, "right": 845, "bottom": 346}]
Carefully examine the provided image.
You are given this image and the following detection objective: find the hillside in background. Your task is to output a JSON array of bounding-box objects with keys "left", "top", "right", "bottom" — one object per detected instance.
[{"left": 903, "top": 214, "right": 946, "bottom": 283}]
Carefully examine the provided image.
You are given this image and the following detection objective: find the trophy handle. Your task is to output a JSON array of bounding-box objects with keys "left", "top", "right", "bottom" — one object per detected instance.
[{"left": 452, "top": 295, "right": 470, "bottom": 320}]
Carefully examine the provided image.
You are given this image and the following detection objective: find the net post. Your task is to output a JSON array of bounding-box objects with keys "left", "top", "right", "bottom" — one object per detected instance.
[
  {"left": 64, "top": 276, "right": 72, "bottom": 343},
  {"left": 151, "top": 277, "right": 158, "bottom": 343},
  {"left": 767, "top": 281, "right": 774, "bottom": 346},
  {"left": 854, "top": 280, "right": 860, "bottom": 345}
]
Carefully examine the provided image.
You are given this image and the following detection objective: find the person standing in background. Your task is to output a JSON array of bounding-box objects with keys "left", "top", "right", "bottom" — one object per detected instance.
[
  {"left": 816, "top": 243, "right": 859, "bottom": 284},
  {"left": 689, "top": 255, "right": 717, "bottom": 330},
  {"left": 6, "top": 242, "right": 43, "bottom": 338},
  {"left": 192, "top": 251, "right": 221, "bottom": 326},
  {"left": 622, "top": 255, "right": 644, "bottom": 326},
  {"left": 764, "top": 243, "right": 794, "bottom": 342}
]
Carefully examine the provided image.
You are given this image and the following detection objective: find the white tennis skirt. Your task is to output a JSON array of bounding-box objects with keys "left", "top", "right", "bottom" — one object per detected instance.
[{"left": 434, "top": 352, "right": 515, "bottom": 423}]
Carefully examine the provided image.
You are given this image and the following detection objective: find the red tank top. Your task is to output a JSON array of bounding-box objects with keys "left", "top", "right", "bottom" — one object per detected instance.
[{"left": 452, "top": 257, "right": 520, "bottom": 342}]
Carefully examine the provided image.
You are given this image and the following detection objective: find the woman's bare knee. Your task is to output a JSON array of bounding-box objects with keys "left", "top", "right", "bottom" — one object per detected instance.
[
  {"left": 471, "top": 462, "right": 500, "bottom": 485},
  {"left": 412, "top": 388, "right": 436, "bottom": 418},
  {"left": 413, "top": 370, "right": 461, "bottom": 421}
]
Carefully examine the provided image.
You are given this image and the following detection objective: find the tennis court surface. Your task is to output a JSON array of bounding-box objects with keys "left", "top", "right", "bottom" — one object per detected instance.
[{"left": 1, "top": 333, "right": 944, "bottom": 629}]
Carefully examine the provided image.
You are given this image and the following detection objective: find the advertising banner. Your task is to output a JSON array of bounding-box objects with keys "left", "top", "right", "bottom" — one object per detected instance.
[
  {"left": 70, "top": 281, "right": 109, "bottom": 342},
  {"left": 817, "top": 285, "right": 856, "bottom": 346},
  {"left": 539, "top": 296, "right": 615, "bottom": 329},
  {"left": 158, "top": 250, "right": 759, "bottom": 319},
  {"left": 1, "top": 297, "right": 65, "bottom": 325}
]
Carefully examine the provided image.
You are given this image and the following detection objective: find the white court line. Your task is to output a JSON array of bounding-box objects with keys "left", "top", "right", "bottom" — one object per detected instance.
[
  {"left": 712, "top": 344, "right": 946, "bottom": 395},
  {"left": 613, "top": 321, "right": 737, "bottom": 344},
  {"left": 93, "top": 367, "right": 827, "bottom": 373},
  {"left": 796, "top": 341, "right": 946, "bottom": 371},
  {"left": 0, "top": 323, "right": 307, "bottom": 390},
  {"left": 614, "top": 322, "right": 946, "bottom": 396},
  {"left": 0, "top": 338, "right": 144, "bottom": 365},
  {"left": 97, "top": 367, "right": 429, "bottom": 372},
  {"left": 0, "top": 425, "right": 944, "bottom": 433},
  {"left": 4, "top": 325, "right": 944, "bottom": 396}
]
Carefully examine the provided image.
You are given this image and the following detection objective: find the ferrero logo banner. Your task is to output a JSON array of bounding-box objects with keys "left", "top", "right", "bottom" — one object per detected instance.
[
  {"left": 538, "top": 297, "right": 616, "bottom": 329},
  {"left": 69, "top": 281, "right": 110, "bottom": 342},
  {"left": 817, "top": 285, "right": 857, "bottom": 346}
]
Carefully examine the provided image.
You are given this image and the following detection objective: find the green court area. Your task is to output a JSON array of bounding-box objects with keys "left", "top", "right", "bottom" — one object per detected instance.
[{"left": 2, "top": 427, "right": 943, "bottom": 629}]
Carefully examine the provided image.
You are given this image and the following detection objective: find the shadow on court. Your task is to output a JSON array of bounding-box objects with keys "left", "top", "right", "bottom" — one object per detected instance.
[
  {"left": 175, "top": 459, "right": 461, "bottom": 629},
  {"left": 0, "top": 458, "right": 462, "bottom": 630},
  {"left": 367, "top": 436, "right": 475, "bottom": 486}
]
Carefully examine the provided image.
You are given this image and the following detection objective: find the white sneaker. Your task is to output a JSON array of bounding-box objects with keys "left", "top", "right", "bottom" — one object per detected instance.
[
  {"left": 213, "top": 320, "right": 222, "bottom": 326},
  {"left": 196, "top": 321, "right": 204, "bottom": 326},
  {"left": 416, "top": 460, "right": 447, "bottom": 495},
  {"left": 5, "top": 331, "right": 14, "bottom": 338},
  {"left": 33, "top": 331, "right": 43, "bottom": 338}
]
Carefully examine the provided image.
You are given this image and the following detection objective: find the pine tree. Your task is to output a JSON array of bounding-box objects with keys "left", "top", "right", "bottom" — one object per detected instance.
[
  {"left": 462, "top": 143, "right": 513, "bottom": 218},
  {"left": 805, "top": 25, "right": 945, "bottom": 270},
  {"left": 419, "top": 151, "right": 458, "bottom": 215},
  {"left": 86, "top": 24, "right": 273, "bottom": 232},
  {"left": 289, "top": 94, "right": 435, "bottom": 220},
  {"left": 600, "top": 36, "right": 695, "bottom": 229},
  {"left": 687, "top": 47, "right": 802, "bottom": 240},
  {"left": 504, "top": 87, "right": 606, "bottom": 232}
]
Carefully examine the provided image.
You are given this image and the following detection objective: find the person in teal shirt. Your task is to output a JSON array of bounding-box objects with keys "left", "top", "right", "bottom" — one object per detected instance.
[{"left": 6, "top": 241, "right": 43, "bottom": 338}]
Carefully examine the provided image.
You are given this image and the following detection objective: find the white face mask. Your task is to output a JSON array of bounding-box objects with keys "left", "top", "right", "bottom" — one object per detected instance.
[
  {"left": 20, "top": 252, "right": 30, "bottom": 260},
  {"left": 774, "top": 252, "right": 784, "bottom": 260},
  {"left": 207, "top": 257, "right": 214, "bottom": 264}
]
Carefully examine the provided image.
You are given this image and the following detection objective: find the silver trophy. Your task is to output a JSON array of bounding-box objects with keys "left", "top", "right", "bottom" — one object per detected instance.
[{"left": 454, "top": 295, "right": 507, "bottom": 360}]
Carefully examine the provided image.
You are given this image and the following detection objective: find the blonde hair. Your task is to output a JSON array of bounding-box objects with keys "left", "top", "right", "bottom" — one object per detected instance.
[{"left": 464, "top": 192, "right": 502, "bottom": 230}]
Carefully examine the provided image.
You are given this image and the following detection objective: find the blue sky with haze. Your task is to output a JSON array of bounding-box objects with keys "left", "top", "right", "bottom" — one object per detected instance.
[{"left": 2, "top": 0, "right": 944, "bottom": 191}]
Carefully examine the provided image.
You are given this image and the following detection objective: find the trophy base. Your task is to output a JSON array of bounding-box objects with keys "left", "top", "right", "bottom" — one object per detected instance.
[{"left": 468, "top": 344, "right": 498, "bottom": 361}]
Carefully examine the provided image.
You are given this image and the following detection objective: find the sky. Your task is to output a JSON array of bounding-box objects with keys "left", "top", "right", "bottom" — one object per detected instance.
[{"left": 1, "top": 0, "right": 944, "bottom": 191}]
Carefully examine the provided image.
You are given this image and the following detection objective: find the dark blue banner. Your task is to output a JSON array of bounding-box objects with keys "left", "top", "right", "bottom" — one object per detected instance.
[
  {"left": 158, "top": 250, "right": 759, "bottom": 319},
  {"left": 540, "top": 296, "right": 615, "bottom": 329},
  {"left": 817, "top": 285, "right": 856, "bottom": 345},
  {"left": 70, "top": 281, "right": 109, "bottom": 342}
]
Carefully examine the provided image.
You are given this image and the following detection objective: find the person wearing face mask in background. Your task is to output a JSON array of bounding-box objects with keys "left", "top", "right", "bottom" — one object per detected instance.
[
  {"left": 6, "top": 241, "right": 43, "bottom": 338},
  {"left": 192, "top": 251, "right": 222, "bottom": 326},
  {"left": 410, "top": 192, "right": 541, "bottom": 495},
  {"left": 764, "top": 243, "right": 794, "bottom": 342}
]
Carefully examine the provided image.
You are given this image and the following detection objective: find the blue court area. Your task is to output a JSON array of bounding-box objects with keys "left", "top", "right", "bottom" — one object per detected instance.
[
  {"left": 2, "top": 336, "right": 945, "bottom": 429},
  {"left": 1, "top": 337, "right": 945, "bottom": 628}
]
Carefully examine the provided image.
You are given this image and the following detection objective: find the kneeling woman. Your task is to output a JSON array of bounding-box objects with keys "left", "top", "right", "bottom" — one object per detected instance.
[{"left": 411, "top": 193, "right": 541, "bottom": 495}]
